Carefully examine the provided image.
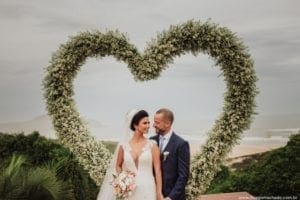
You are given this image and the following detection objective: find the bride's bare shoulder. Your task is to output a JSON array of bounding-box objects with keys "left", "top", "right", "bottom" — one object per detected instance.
[
  {"left": 148, "top": 139, "right": 158, "bottom": 148},
  {"left": 118, "top": 142, "right": 128, "bottom": 151}
]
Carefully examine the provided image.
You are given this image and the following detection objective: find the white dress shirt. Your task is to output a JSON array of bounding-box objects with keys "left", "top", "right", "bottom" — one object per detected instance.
[{"left": 159, "top": 129, "right": 173, "bottom": 152}]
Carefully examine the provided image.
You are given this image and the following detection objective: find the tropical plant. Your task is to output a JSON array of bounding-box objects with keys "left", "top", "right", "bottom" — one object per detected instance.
[{"left": 0, "top": 154, "right": 74, "bottom": 200}]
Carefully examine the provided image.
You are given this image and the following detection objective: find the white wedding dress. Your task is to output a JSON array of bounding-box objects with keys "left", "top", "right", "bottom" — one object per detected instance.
[
  {"left": 121, "top": 139, "right": 156, "bottom": 199},
  {"left": 97, "top": 138, "right": 157, "bottom": 200},
  {"left": 97, "top": 109, "right": 157, "bottom": 200}
]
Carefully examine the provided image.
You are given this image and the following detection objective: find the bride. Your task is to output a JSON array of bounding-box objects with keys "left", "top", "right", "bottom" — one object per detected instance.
[{"left": 97, "top": 109, "right": 164, "bottom": 200}]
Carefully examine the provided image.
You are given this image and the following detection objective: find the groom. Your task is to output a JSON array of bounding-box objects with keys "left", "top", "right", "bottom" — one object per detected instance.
[{"left": 151, "top": 108, "right": 190, "bottom": 200}]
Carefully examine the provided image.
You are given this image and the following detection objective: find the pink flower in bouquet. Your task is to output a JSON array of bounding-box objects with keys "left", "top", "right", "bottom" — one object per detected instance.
[{"left": 111, "top": 170, "right": 137, "bottom": 199}]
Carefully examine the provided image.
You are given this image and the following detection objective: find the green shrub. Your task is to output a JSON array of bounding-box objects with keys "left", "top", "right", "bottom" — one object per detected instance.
[
  {"left": 0, "top": 154, "right": 74, "bottom": 200},
  {"left": 0, "top": 132, "right": 99, "bottom": 200},
  {"left": 207, "top": 134, "right": 300, "bottom": 197}
]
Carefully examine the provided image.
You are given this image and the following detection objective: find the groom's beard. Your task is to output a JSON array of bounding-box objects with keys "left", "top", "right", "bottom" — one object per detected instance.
[{"left": 155, "top": 127, "right": 165, "bottom": 135}]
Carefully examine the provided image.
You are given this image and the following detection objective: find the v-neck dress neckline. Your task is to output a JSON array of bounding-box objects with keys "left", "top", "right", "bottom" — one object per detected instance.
[{"left": 127, "top": 140, "right": 149, "bottom": 170}]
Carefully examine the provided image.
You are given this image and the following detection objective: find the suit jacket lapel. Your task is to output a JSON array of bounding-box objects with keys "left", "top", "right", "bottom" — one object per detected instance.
[{"left": 163, "top": 132, "right": 176, "bottom": 153}]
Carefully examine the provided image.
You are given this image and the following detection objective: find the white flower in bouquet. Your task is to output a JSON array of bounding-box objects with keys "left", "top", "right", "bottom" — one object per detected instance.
[{"left": 111, "top": 170, "right": 137, "bottom": 200}]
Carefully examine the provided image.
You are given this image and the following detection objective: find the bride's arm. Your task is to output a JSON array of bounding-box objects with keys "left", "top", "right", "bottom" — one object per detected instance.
[
  {"left": 115, "top": 145, "right": 124, "bottom": 174},
  {"left": 152, "top": 143, "right": 163, "bottom": 200}
]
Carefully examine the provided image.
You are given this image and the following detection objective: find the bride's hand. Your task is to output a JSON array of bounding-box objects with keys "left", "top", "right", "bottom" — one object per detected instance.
[{"left": 156, "top": 193, "right": 164, "bottom": 200}]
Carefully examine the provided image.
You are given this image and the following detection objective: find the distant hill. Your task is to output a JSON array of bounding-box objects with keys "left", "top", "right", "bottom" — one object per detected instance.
[
  {"left": 0, "top": 115, "right": 108, "bottom": 139},
  {"left": 0, "top": 115, "right": 55, "bottom": 138},
  {"left": 0, "top": 113, "right": 299, "bottom": 140}
]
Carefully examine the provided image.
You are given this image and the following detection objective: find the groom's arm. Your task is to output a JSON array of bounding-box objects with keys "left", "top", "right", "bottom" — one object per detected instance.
[{"left": 168, "top": 141, "right": 190, "bottom": 200}]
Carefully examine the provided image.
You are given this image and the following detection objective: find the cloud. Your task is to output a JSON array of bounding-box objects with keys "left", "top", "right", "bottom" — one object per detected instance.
[
  {"left": 0, "top": 1, "right": 34, "bottom": 20},
  {"left": 0, "top": 0, "right": 300, "bottom": 124}
]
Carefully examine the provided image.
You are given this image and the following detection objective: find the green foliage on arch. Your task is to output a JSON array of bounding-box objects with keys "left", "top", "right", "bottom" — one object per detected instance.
[{"left": 43, "top": 20, "right": 258, "bottom": 198}]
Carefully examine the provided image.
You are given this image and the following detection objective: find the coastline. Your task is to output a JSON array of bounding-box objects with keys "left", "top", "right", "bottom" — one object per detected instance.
[
  {"left": 190, "top": 142, "right": 287, "bottom": 158},
  {"left": 102, "top": 136, "right": 289, "bottom": 159}
]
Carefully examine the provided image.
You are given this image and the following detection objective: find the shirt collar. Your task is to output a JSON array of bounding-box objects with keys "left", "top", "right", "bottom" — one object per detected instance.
[{"left": 160, "top": 129, "right": 173, "bottom": 140}]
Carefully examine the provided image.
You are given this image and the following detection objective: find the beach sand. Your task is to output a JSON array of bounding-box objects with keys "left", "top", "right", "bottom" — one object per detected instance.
[
  {"left": 190, "top": 143, "right": 286, "bottom": 158},
  {"left": 227, "top": 143, "right": 285, "bottom": 158}
]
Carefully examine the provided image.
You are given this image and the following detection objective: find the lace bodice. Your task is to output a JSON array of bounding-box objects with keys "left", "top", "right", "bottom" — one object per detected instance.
[
  {"left": 122, "top": 139, "right": 155, "bottom": 173},
  {"left": 121, "top": 139, "right": 157, "bottom": 199}
]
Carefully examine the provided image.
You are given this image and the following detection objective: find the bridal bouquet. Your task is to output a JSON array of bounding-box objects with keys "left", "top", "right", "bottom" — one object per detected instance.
[{"left": 111, "top": 170, "right": 137, "bottom": 199}]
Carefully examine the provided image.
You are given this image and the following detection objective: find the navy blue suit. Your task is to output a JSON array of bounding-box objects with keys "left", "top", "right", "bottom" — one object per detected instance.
[{"left": 151, "top": 132, "right": 190, "bottom": 200}]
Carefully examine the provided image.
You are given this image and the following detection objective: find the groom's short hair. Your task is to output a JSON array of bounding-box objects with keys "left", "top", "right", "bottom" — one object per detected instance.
[{"left": 156, "top": 108, "right": 174, "bottom": 124}]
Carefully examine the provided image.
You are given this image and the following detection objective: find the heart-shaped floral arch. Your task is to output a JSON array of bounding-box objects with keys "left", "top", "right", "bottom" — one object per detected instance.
[{"left": 43, "top": 20, "right": 258, "bottom": 198}]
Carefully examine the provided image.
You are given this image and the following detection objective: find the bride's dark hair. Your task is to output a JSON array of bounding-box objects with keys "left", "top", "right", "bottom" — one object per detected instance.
[{"left": 130, "top": 110, "right": 149, "bottom": 131}]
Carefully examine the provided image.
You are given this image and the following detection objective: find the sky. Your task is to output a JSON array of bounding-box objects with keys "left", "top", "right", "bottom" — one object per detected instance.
[{"left": 0, "top": 0, "right": 299, "bottom": 134}]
